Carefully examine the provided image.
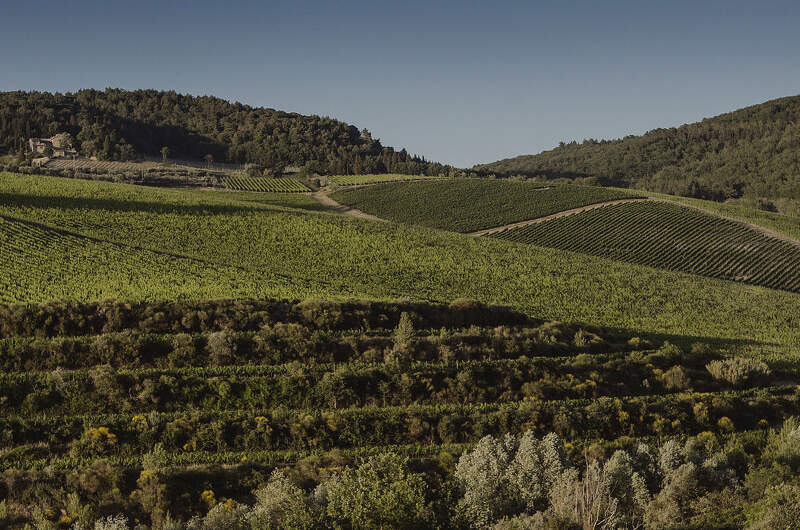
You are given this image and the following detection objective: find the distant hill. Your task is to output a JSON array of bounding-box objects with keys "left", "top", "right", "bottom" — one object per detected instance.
[
  {"left": 474, "top": 95, "right": 800, "bottom": 214},
  {"left": 0, "top": 88, "right": 454, "bottom": 176}
]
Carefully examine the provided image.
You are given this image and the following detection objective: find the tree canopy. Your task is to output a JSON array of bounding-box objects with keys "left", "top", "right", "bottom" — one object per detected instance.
[
  {"left": 0, "top": 89, "right": 453, "bottom": 175},
  {"left": 475, "top": 95, "right": 800, "bottom": 211}
]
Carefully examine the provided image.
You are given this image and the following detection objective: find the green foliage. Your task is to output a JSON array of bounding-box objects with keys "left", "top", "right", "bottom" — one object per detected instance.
[
  {"left": 223, "top": 176, "right": 309, "bottom": 192},
  {"left": 247, "top": 470, "right": 321, "bottom": 529},
  {"left": 1, "top": 172, "right": 799, "bottom": 353},
  {"left": 0, "top": 89, "right": 453, "bottom": 175},
  {"left": 454, "top": 432, "right": 568, "bottom": 526},
  {"left": 332, "top": 179, "right": 639, "bottom": 232},
  {"left": 328, "top": 174, "right": 446, "bottom": 185},
  {"left": 392, "top": 311, "right": 415, "bottom": 349},
  {"left": 706, "top": 358, "right": 772, "bottom": 387},
  {"left": 759, "top": 417, "right": 800, "bottom": 469},
  {"left": 494, "top": 200, "right": 800, "bottom": 292},
  {"left": 475, "top": 95, "right": 800, "bottom": 211},
  {"left": 91, "top": 515, "right": 131, "bottom": 530},
  {"left": 325, "top": 453, "right": 434, "bottom": 529},
  {"left": 744, "top": 483, "right": 800, "bottom": 529}
]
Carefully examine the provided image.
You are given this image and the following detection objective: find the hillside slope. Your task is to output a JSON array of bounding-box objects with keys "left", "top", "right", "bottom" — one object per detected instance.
[
  {"left": 0, "top": 89, "right": 452, "bottom": 175},
  {"left": 492, "top": 200, "right": 800, "bottom": 293},
  {"left": 475, "top": 95, "right": 800, "bottom": 213},
  {"left": 331, "top": 179, "right": 640, "bottom": 232},
  {"left": 0, "top": 172, "right": 798, "bottom": 350}
]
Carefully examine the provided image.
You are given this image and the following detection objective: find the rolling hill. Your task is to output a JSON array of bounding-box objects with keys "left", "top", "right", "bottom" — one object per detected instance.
[
  {"left": 0, "top": 89, "right": 454, "bottom": 176},
  {"left": 330, "top": 179, "right": 641, "bottom": 232},
  {"left": 329, "top": 178, "right": 800, "bottom": 292},
  {"left": 0, "top": 172, "right": 796, "bottom": 347},
  {"left": 2, "top": 171, "right": 800, "bottom": 526},
  {"left": 474, "top": 95, "right": 800, "bottom": 215},
  {"left": 492, "top": 200, "right": 800, "bottom": 293}
]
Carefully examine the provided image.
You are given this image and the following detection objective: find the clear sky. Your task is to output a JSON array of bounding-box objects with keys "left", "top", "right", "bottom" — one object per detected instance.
[{"left": 2, "top": 0, "right": 799, "bottom": 168}]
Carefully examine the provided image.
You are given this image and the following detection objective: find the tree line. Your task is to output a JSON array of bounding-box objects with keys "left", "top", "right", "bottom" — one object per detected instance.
[
  {"left": 0, "top": 89, "right": 457, "bottom": 176},
  {"left": 474, "top": 95, "right": 800, "bottom": 215}
]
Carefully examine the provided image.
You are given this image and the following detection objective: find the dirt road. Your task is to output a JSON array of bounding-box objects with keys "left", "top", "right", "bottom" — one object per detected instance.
[
  {"left": 468, "top": 198, "right": 650, "bottom": 236},
  {"left": 310, "top": 189, "right": 386, "bottom": 222}
]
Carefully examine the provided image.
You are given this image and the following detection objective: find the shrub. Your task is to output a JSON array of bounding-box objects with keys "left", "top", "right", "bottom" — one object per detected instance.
[
  {"left": 206, "top": 330, "right": 237, "bottom": 366},
  {"left": 549, "top": 462, "right": 620, "bottom": 530},
  {"left": 760, "top": 416, "right": 800, "bottom": 469},
  {"left": 187, "top": 500, "right": 249, "bottom": 530},
  {"left": 246, "top": 469, "right": 320, "bottom": 529},
  {"left": 455, "top": 434, "right": 519, "bottom": 526},
  {"left": 92, "top": 515, "right": 130, "bottom": 530},
  {"left": 662, "top": 365, "right": 690, "bottom": 391},
  {"left": 706, "top": 358, "right": 771, "bottom": 387},
  {"left": 325, "top": 453, "right": 433, "bottom": 529},
  {"left": 744, "top": 484, "right": 800, "bottom": 530},
  {"left": 393, "top": 311, "right": 415, "bottom": 349},
  {"left": 507, "top": 432, "right": 567, "bottom": 513},
  {"left": 72, "top": 427, "right": 118, "bottom": 457}
]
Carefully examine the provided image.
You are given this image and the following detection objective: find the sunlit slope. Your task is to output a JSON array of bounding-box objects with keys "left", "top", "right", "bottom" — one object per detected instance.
[
  {"left": 0, "top": 172, "right": 798, "bottom": 347},
  {"left": 493, "top": 200, "right": 800, "bottom": 293},
  {"left": 331, "top": 179, "right": 640, "bottom": 232},
  {"left": 0, "top": 214, "right": 261, "bottom": 303}
]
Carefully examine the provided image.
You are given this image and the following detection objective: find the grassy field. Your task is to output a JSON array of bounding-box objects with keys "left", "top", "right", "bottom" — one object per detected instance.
[
  {"left": 0, "top": 172, "right": 799, "bottom": 351},
  {"left": 223, "top": 175, "right": 310, "bottom": 192},
  {"left": 331, "top": 179, "right": 640, "bottom": 232},
  {"left": 492, "top": 200, "right": 800, "bottom": 293},
  {"left": 328, "top": 173, "right": 443, "bottom": 185}
]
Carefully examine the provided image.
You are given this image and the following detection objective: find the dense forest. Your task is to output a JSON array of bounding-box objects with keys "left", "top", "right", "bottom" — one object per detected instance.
[
  {"left": 475, "top": 96, "right": 800, "bottom": 214},
  {"left": 0, "top": 89, "right": 455, "bottom": 176}
]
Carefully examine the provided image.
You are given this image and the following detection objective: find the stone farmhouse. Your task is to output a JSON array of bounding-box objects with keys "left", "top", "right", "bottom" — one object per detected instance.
[{"left": 28, "top": 133, "right": 78, "bottom": 158}]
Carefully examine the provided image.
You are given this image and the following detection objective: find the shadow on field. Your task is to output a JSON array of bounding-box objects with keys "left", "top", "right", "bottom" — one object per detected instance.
[
  {"left": 596, "top": 324, "right": 773, "bottom": 350},
  {"left": 0, "top": 191, "right": 271, "bottom": 216}
]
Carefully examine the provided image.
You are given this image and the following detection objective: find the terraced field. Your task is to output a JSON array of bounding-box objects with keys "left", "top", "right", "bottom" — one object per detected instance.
[
  {"left": 223, "top": 175, "right": 310, "bottom": 192},
  {"left": 493, "top": 200, "right": 800, "bottom": 293},
  {"left": 0, "top": 298, "right": 794, "bottom": 523},
  {"left": 331, "top": 179, "right": 641, "bottom": 232},
  {"left": 328, "top": 173, "right": 443, "bottom": 186}
]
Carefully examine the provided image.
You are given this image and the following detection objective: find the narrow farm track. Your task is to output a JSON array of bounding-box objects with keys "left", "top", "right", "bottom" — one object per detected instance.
[
  {"left": 468, "top": 198, "right": 650, "bottom": 236},
  {"left": 310, "top": 188, "right": 387, "bottom": 222}
]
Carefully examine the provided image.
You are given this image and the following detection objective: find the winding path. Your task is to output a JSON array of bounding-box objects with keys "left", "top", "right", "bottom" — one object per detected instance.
[
  {"left": 310, "top": 189, "right": 386, "bottom": 222},
  {"left": 467, "top": 198, "right": 650, "bottom": 236}
]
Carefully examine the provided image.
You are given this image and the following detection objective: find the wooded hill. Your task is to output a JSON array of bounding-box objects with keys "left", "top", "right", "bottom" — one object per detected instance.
[
  {"left": 474, "top": 95, "right": 800, "bottom": 213},
  {"left": 0, "top": 89, "right": 454, "bottom": 176}
]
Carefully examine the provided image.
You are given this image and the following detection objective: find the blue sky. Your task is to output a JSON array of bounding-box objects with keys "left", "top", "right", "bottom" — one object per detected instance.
[{"left": 2, "top": 0, "right": 799, "bottom": 167}]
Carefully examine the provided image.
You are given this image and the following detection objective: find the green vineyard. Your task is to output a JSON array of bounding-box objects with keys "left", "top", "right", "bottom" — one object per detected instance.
[
  {"left": 328, "top": 173, "right": 442, "bottom": 186},
  {"left": 4, "top": 172, "right": 797, "bottom": 349},
  {"left": 223, "top": 175, "right": 310, "bottom": 192},
  {"left": 331, "top": 179, "right": 641, "bottom": 232},
  {"left": 0, "top": 298, "right": 796, "bottom": 527},
  {"left": 493, "top": 200, "right": 800, "bottom": 293}
]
